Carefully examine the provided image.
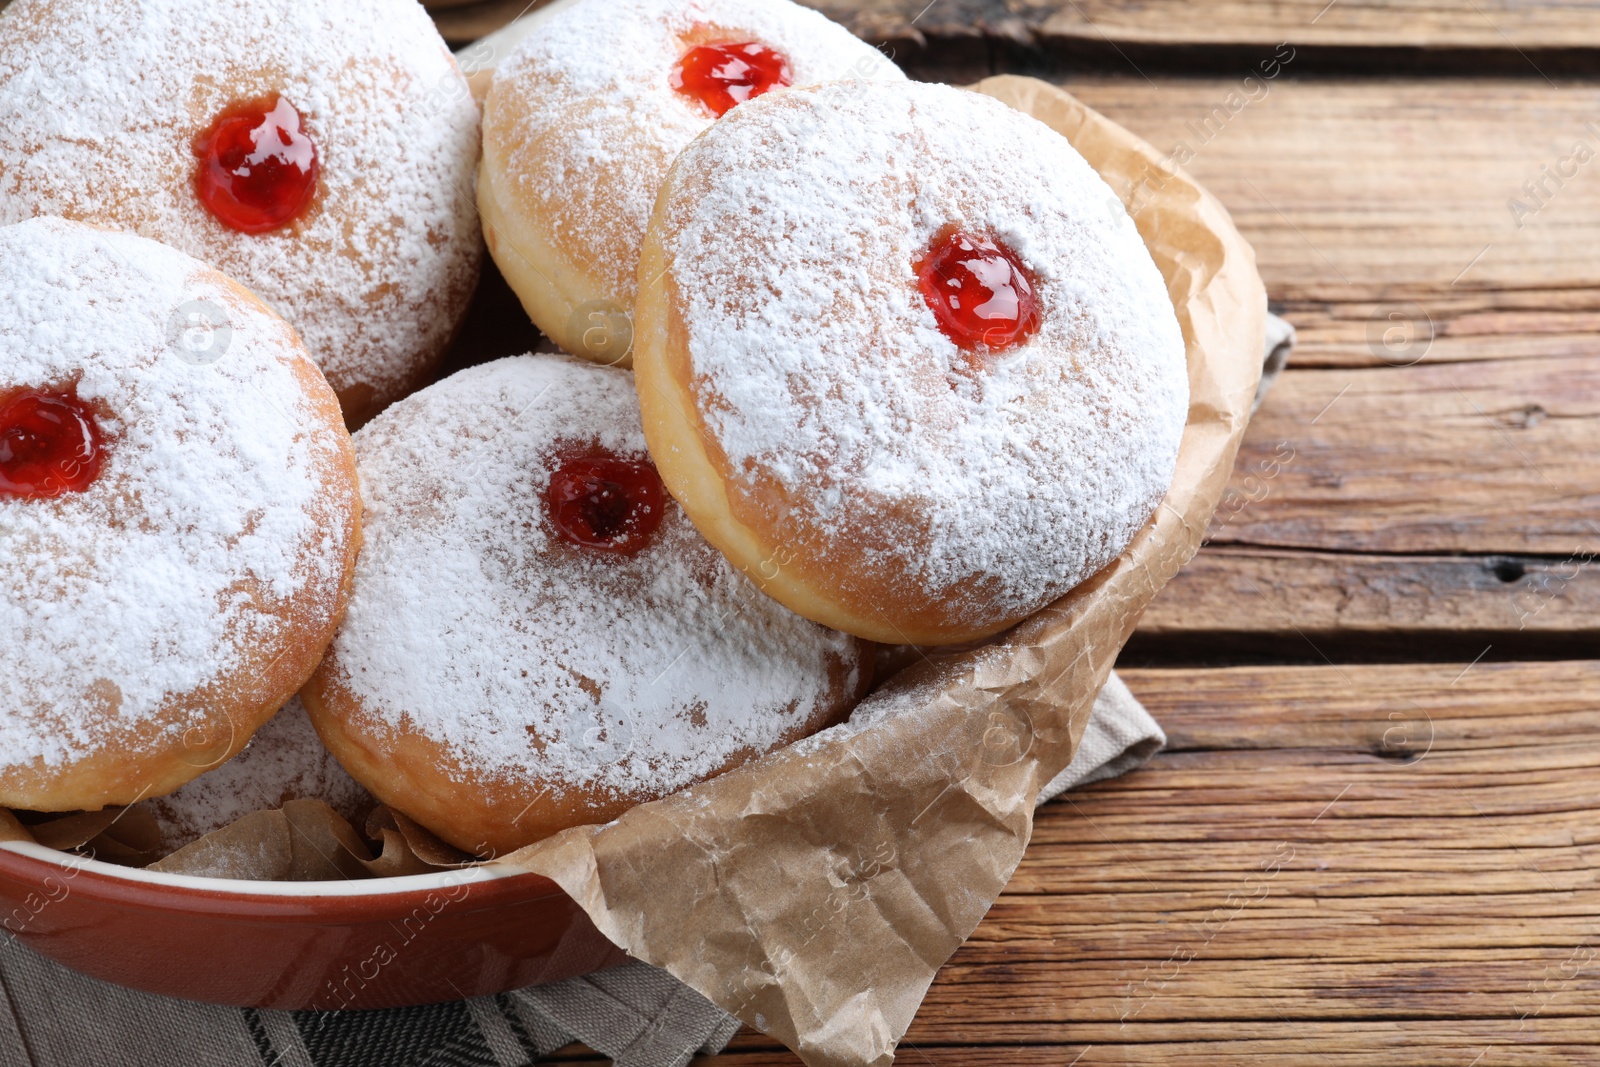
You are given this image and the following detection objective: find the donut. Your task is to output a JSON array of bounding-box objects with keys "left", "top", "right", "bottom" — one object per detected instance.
[
  {"left": 0, "top": 0, "right": 482, "bottom": 427},
  {"left": 478, "top": 0, "right": 903, "bottom": 365},
  {"left": 302, "top": 354, "right": 870, "bottom": 855},
  {"left": 0, "top": 218, "right": 362, "bottom": 813},
  {"left": 633, "top": 80, "right": 1190, "bottom": 646},
  {"left": 144, "top": 698, "right": 373, "bottom": 852}
]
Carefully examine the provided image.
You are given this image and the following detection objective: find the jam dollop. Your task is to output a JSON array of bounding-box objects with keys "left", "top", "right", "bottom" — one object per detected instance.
[
  {"left": 0, "top": 389, "right": 105, "bottom": 499},
  {"left": 916, "top": 230, "right": 1041, "bottom": 353},
  {"left": 193, "top": 96, "right": 320, "bottom": 234},
  {"left": 546, "top": 456, "right": 666, "bottom": 555},
  {"left": 672, "top": 41, "right": 792, "bottom": 117}
]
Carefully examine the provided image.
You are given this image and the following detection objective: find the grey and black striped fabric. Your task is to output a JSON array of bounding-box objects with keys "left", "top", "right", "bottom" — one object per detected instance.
[{"left": 0, "top": 946, "right": 741, "bottom": 1067}]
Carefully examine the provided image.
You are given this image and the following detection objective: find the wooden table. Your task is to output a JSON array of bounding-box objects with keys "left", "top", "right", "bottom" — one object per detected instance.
[{"left": 433, "top": 4, "right": 1600, "bottom": 1062}]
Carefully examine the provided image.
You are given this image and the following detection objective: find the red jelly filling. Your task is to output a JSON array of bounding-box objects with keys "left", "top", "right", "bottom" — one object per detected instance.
[
  {"left": 193, "top": 97, "right": 320, "bottom": 234},
  {"left": 916, "top": 230, "right": 1041, "bottom": 353},
  {"left": 0, "top": 389, "right": 105, "bottom": 499},
  {"left": 672, "top": 41, "right": 792, "bottom": 117},
  {"left": 546, "top": 456, "right": 666, "bottom": 555}
]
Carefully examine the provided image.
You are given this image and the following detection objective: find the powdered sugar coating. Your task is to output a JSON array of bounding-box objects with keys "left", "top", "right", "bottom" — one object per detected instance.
[
  {"left": 322, "top": 354, "right": 864, "bottom": 799},
  {"left": 145, "top": 698, "right": 371, "bottom": 850},
  {"left": 660, "top": 81, "right": 1189, "bottom": 629},
  {"left": 485, "top": 0, "right": 903, "bottom": 304},
  {"left": 0, "top": 218, "right": 357, "bottom": 772},
  {"left": 0, "top": 0, "right": 482, "bottom": 420}
]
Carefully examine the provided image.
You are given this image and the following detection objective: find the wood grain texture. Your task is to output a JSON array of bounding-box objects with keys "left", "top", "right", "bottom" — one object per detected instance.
[
  {"left": 1029, "top": 0, "right": 1600, "bottom": 50},
  {"left": 1057, "top": 79, "right": 1600, "bottom": 642},
  {"left": 1205, "top": 356, "right": 1600, "bottom": 555},
  {"left": 1127, "top": 351, "right": 1600, "bottom": 644},
  {"left": 694, "top": 1026, "right": 1600, "bottom": 1066},
  {"left": 427, "top": 0, "right": 1600, "bottom": 51},
  {"left": 1135, "top": 545, "right": 1600, "bottom": 644},
  {"left": 1061, "top": 78, "right": 1600, "bottom": 372},
  {"left": 538, "top": 663, "right": 1600, "bottom": 1065}
]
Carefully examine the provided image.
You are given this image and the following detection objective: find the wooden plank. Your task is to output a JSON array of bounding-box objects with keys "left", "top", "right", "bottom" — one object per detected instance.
[
  {"left": 1272, "top": 286, "right": 1600, "bottom": 372},
  {"left": 1060, "top": 79, "right": 1600, "bottom": 370},
  {"left": 1107, "top": 80, "right": 1600, "bottom": 639},
  {"left": 1134, "top": 545, "right": 1600, "bottom": 651},
  {"left": 696, "top": 1023, "right": 1600, "bottom": 1066},
  {"left": 1114, "top": 356, "right": 1582, "bottom": 651},
  {"left": 1088, "top": 78, "right": 1600, "bottom": 642},
  {"left": 1203, "top": 356, "right": 1600, "bottom": 555},
  {"left": 1141, "top": 546, "right": 1600, "bottom": 636},
  {"left": 543, "top": 662, "right": 1600, "bottom": 1065},
  {"left": 426, "top": 0, "right": 1600, "bottom": 52},
  {"left": 1031, "top": 0, "right": 1600, "bottom": 51},
  {"left": 955, "top": 661, "right": 1600, "bottom": 1054},
  {"left": 1125, "top": 657, "right": 1600, "bottom": 747}
]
